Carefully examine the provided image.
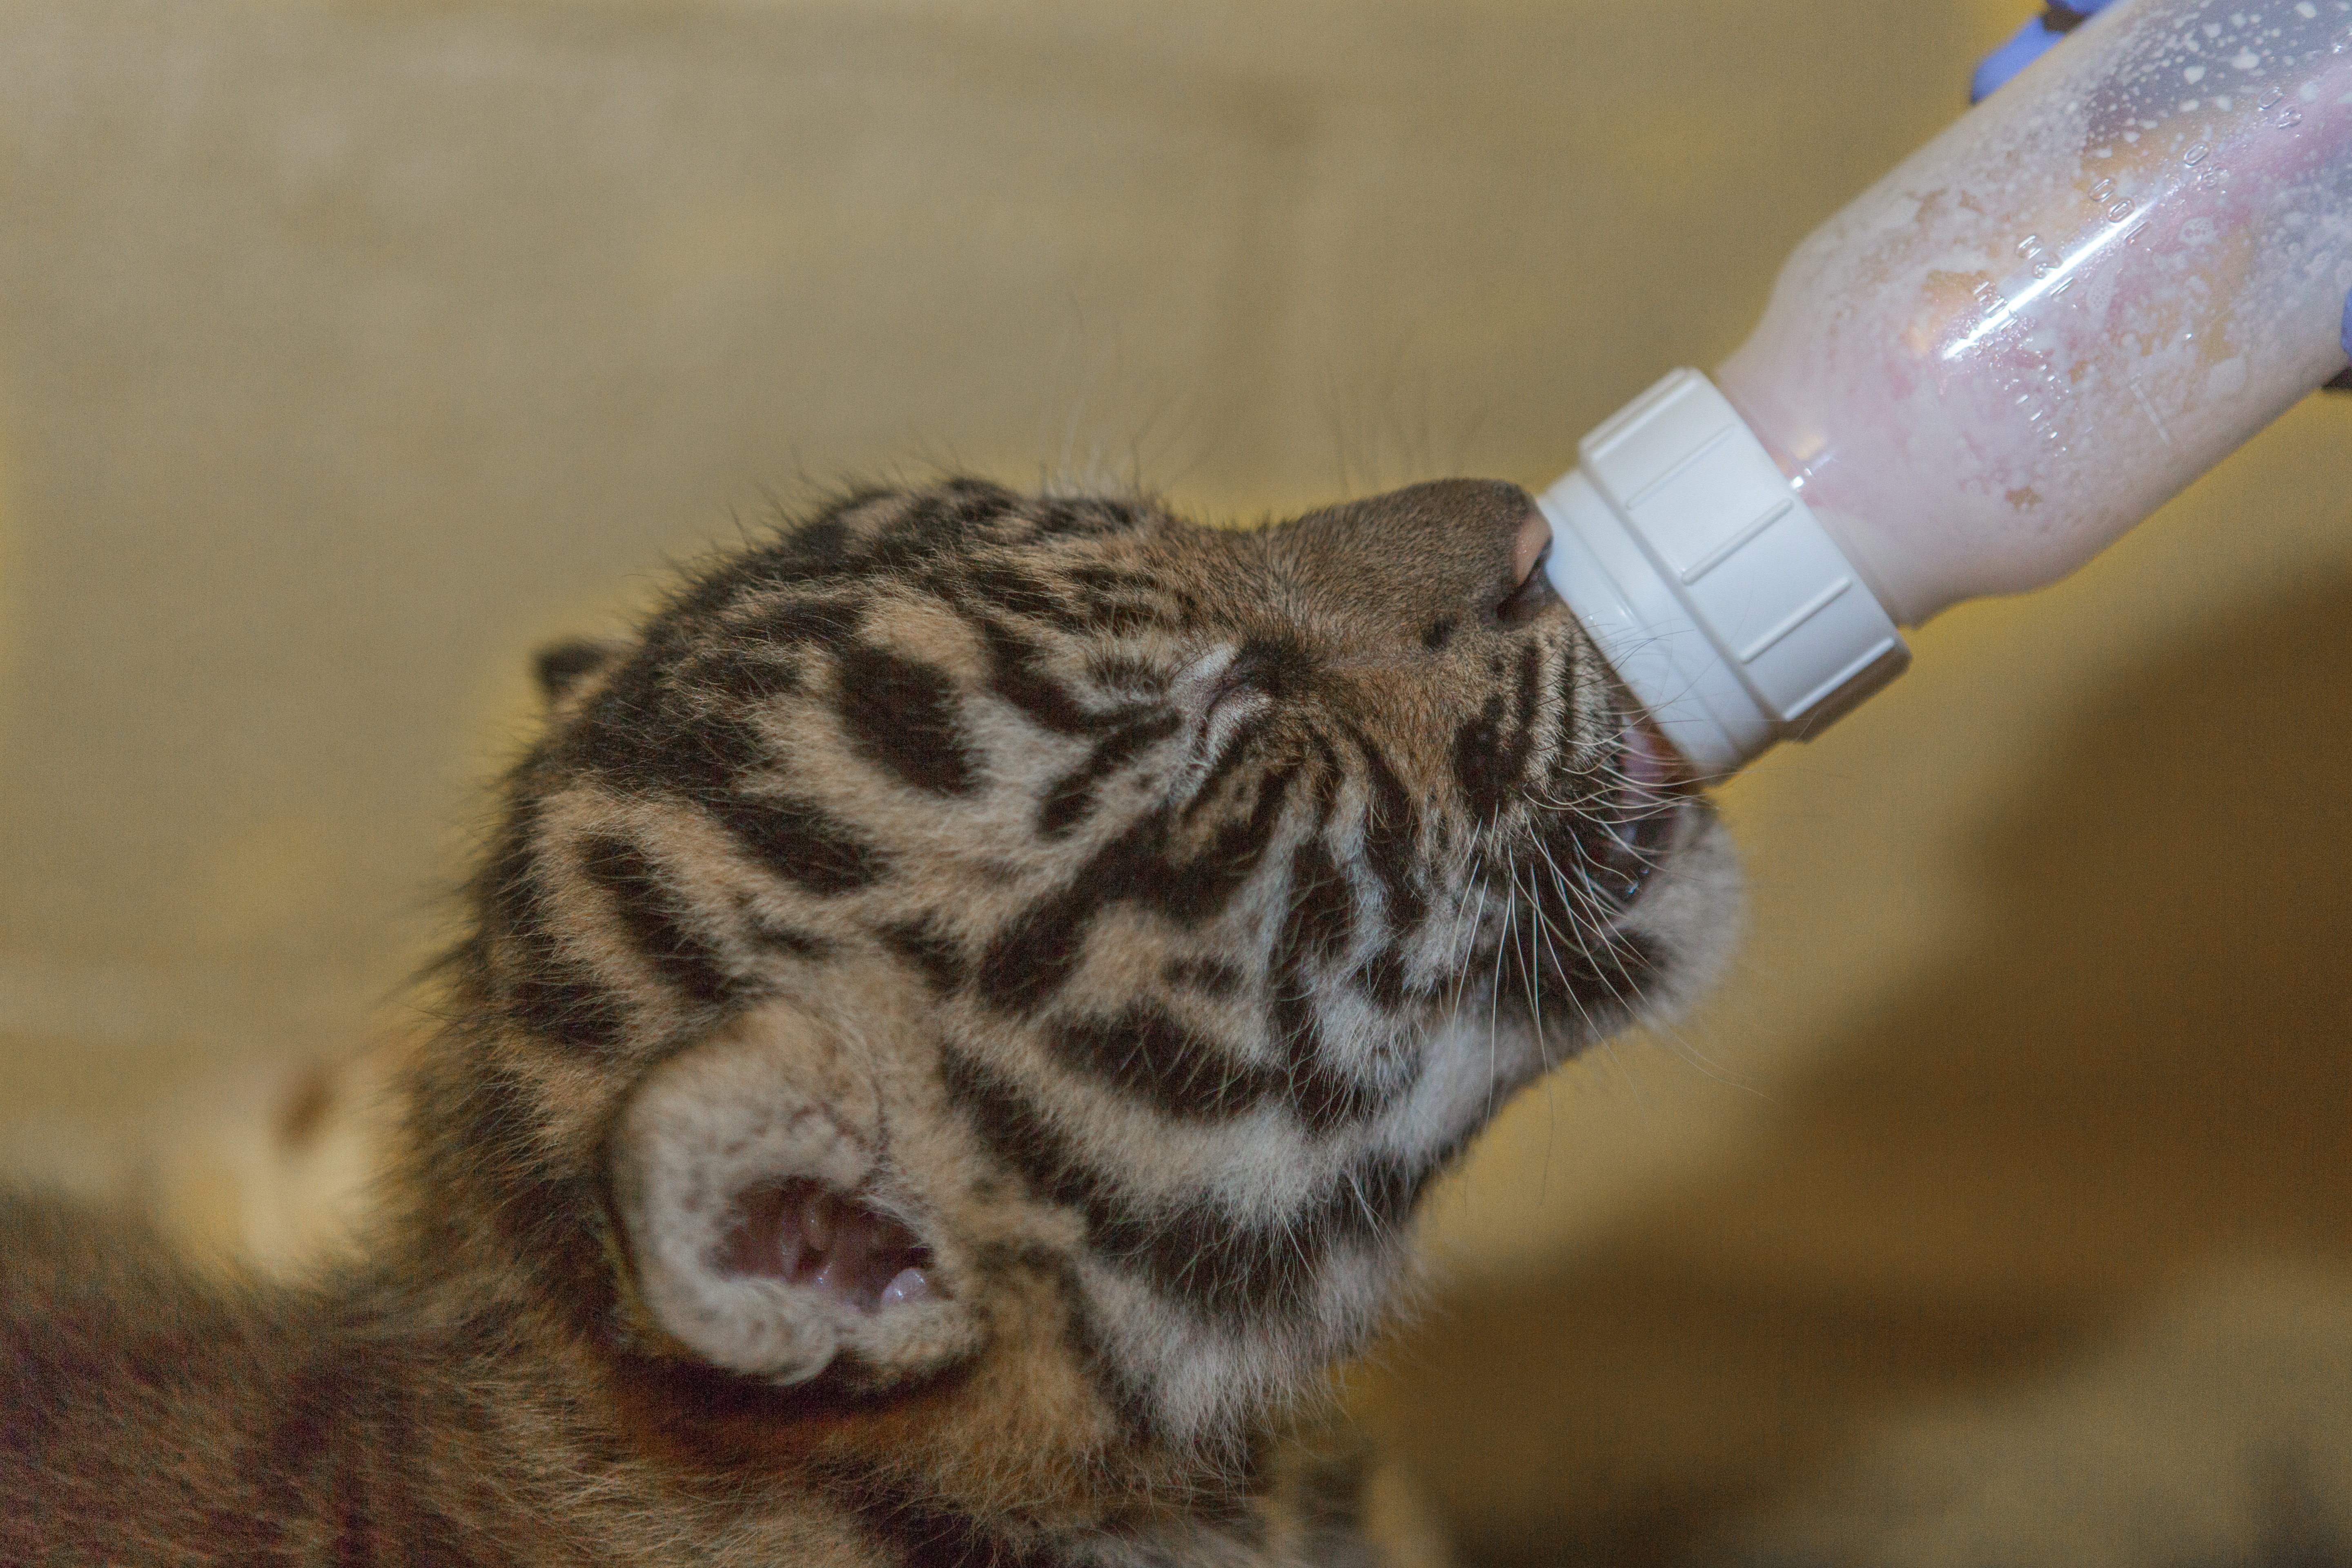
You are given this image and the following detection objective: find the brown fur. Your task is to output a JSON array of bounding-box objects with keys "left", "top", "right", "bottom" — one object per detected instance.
[{"left": 2, "top": 477, "right": 1737, "bottom": 1566}]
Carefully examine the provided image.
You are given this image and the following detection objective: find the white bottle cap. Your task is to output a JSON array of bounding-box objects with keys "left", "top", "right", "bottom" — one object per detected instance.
[{"left": 1539, "top": 370, "right": 1910, "bottom": 778}]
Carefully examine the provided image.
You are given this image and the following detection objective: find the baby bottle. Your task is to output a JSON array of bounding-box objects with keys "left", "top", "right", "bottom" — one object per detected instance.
[{"left": 1542, "top": 0, "right": 2352, "bottom": 777}]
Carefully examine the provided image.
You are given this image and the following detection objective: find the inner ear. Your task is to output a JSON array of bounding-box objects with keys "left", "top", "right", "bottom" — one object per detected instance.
[
  {"left": 608, "top": 1018, "right": 982, "bottom": 1390},
  {"left": 719, "top": 1178, "right": 937, "bottom": 1312}
]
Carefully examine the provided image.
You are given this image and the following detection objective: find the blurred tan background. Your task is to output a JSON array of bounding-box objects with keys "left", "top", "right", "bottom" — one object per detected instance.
[{"left": 4, "top": 2, "right": 2350, "bottom": 1563}]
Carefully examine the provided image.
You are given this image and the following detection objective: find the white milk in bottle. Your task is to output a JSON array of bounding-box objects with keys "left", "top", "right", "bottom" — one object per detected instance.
[{"left": 1543, "top": 0, "right": 2352, "bottom": 776}]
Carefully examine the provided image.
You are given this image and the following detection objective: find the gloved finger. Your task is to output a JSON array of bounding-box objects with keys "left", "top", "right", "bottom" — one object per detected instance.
[{"left": 1971, "top": 0, "right": 2125, "bottom": 103}]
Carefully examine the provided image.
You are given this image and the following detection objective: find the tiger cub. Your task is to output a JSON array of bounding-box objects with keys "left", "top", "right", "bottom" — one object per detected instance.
[{"left": 1, "top": 477, "right": 1736, "bottom": 1566}]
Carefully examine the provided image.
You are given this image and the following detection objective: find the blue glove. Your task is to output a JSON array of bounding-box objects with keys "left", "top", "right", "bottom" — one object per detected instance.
[
  {"left": 1976, "top": 2, "right": 2352, "bottom": 391},
  {"left": 1969, "top": 0, "right": 2124, "bottom": 103}
]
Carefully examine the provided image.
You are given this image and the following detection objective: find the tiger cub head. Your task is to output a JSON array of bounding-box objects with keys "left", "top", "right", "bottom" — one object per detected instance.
[{"left": 411, "top": 476, "right": 1735, "bottom": 1497}]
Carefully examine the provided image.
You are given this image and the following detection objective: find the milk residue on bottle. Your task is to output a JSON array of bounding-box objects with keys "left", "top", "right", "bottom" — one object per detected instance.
[{"left": 1715, "top": 0, "right": 2352, "bottom": 624}]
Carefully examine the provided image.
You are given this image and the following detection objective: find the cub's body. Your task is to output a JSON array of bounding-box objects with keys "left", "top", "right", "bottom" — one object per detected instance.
[{"left": 2, "top": 479, "right": 1734, "bottom": 1565}]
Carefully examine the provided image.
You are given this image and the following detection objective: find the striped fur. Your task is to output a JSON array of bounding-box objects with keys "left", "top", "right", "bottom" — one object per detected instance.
[{"left": 2, "top": 477, "right": 1736, "bottom": 1566}]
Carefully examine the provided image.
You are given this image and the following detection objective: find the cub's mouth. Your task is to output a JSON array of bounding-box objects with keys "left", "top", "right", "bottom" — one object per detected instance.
[
  {"left": 1591, "top": 710, "right": 1689, "bottom": 909},
  {"left": 1507, "top": 513, "right": 1692, "bottom": 916},
  {"left": 1489, "top": 700, "right": 1695, "bottom": 1029}
]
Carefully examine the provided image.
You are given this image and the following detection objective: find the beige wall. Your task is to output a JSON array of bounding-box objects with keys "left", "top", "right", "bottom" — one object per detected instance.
[
  {"left": 0, "top": 0, "right": 2008, "bottom": 1232},
  {"left": 5, "top": 0, "right": 2350, "bottom": 1551}
]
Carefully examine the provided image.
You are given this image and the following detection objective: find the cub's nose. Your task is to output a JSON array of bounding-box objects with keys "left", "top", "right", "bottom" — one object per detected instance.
[
  {"left": 1497, "top": 504, "right": 1559, "bottom": 628},
  {"left": 1510, "top": 506, "right": 1553, "bottom": 589},
  {"left": 1270, "top": 478, "right": 1550, "bottom": 639}
]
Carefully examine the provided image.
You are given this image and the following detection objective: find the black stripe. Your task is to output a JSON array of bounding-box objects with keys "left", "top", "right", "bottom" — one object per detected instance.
[
  {"left": 1180, "top": 712, "right": 1272, "bottom": 827},
  {"left": 776, "top": 507, "right": 861, "bottom": 575},
  {"left": 1162, "top": 956, "right": 1245, "bottom": 998},
  {"left": 834, "top": 642, "right": 980, "bottom": 796},
  {"left": 1451, "top": 692, "right": 1512, "bottom": 816},
  {"left": 1033, "top": 497, "right": 1145, "bottom": 538},
  {"left": 739, "top": 592, "right": 867, "bottom": 652},
  {"left": 706, "top": 793, "right": 890, "bottom": 896},
  {"left": 1231, "top": 634, "right": 1317, "bottom": 702},
  {"left": 566, "top": 590, "right": 863, "bottom": 804},
  {"left": 1065, "top": 564, "right": 1135, "bottom": 595},
  {"left": 532, "top": 638, "right": 617, "bottom": 702},
  {"left": 1450, "top": 645, "right": 1542, "bottom": 819},
  {"left": 482, "top": 807, "right": 628, "bottom": 1053},
  {"left": 719, "top": 493, "right": 880, "bottom": 598},
  {"left": 576, "top": 835, "right": 744, "bottom": 1009},
  {"left": 865, "top": 482, "right": 1013, "bottom": 574},
  {"left": 1360, "top": 948, "right": 1417, "bottom": 1011},
  {"left": 1187, "top": 760, "right": 1293, "bottom": 919},
  {"left": 743, "top": 904, "right": 835, "bottom": 960},
  {"left": 851, "top": 1489, "right": 1067, "bottom": 1568},
  {"left": 1076, "top": 593, "right": 1180, "bottom": 635},
  {"left": 426, "top": 1054, "right": 619, "bottom": 1346},
  {"left": 880, "top": 920, "right": 969, "bottom": 994},
  {"left": 1287, "top": 1056, "right": 1392, "bottom": 1140},
  {"left": 1066, "top": 564, "right": 1192, "bottom": 632},
  {"left": 1266, "top": 847, "right": 1389, "bottom": 1135},
  {"left": 1036, "top": 711, "right": 1179, "bottom": 837},
  {"left": 1512, "top": 641, "right": 1545, "bottom": 745},
  {"left": 1083, "top": 651, "right": 1172, "bottom": 696},
  {"left": 682, "top": 645, "right": 800, "bottom": 707},
  {"left": 1285, "top": 838, "right": 1355, "bottom": 966},
  {"left": 978, "top": 617, "right": 1101, "bottom": 736},
  {"left": 566, "top": 658, "right": 769, "bottom": 801},
  {"left": 967, "top": 1240, "right": 1162, "bottom": 1448},
  {"left": 940, "top": 1044, "right": 1436, "bottom": 1320},
  {"left": 976, "top": 785, "right": 1286, "bottom": 1017},
  {"left": 504, "top": 964, "right": 629, "bottom": 1054},
  {"left": 1302, "top": 730, "right": 1346, "bottom": 839},
  {"left": 1353, "top": 735, "right": 1427, "bottom": 934},
  {"left": 935, "top": 1043, "right": 1098, "bottom": 1238},
  {"left": 1323, "top": 1144, "right": 1457, "bottom": 1241},
  {"left": 973, "top": 875, "right": 1095, "bottom": 1017},
  {"left": 1045, "top": 1006, "right": 1285, "bottom": 1120},
  {"left": 958, "top": 561, "right": 1091, "bottom": 632}
]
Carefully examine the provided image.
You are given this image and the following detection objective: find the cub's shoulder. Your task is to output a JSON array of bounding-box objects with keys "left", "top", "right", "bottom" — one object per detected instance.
[
  {"left": 0, "top": 1189, "right": 229, "bottom": 1345},
  {"left": 2, "top": 1195, "right": 238, "bottom": 1552}
]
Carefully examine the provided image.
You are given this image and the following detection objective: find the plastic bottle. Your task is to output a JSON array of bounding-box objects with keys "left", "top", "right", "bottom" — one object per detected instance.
[{"left": 1541, "top": 0, "right": 2352, "bottom": 777}]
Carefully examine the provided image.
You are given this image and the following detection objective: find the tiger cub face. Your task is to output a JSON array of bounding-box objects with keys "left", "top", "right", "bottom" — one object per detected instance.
[{"left": 419, "top": 475, "right": 1734, "bottom": 1497}]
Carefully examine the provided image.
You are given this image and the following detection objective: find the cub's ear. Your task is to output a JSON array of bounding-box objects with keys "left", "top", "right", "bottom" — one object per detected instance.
[
  {"left": 607, "top": 1015, "right": 981, "bottom": 1390},
  {"left": 531, "top": 637, "right": 627, "bottom": 706}
]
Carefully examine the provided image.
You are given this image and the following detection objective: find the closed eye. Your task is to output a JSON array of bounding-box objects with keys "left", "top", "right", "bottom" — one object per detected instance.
[
  {"left": 1180, "top": 644, "right": 1275, "bottom": 731},
  {"left": 1198, "top": 670, "right": 1271, "bottom": 760},
  {"left": 1165, "top": 645, "right": 1274, "bottom": 810},
  {"left": 1199, "top": 659, "right": 1255, "bottom": 718}
]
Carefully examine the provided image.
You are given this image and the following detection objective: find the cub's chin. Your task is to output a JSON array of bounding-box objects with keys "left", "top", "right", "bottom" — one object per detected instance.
[{"left": 1497, "top": 715, "right": 1737, "bottom": 1056}]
